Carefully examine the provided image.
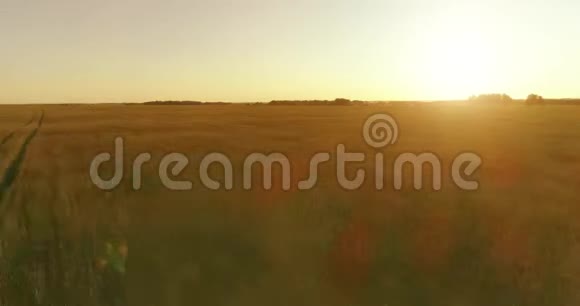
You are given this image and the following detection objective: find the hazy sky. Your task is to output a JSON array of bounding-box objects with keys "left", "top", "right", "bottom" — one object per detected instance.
[{"left": 1, "top": 0, "right": 579, "bottom": 103}]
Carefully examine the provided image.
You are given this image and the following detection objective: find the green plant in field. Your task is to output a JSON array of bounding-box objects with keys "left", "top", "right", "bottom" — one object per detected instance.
[
  {"left": 97, "top": 241, "right": 128, "bottom": 275},
  {"left": 96, "top": 240, "right": 128, "bottom": 306}
]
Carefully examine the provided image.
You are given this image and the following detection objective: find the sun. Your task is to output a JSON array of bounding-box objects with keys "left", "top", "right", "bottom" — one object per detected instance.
[{"left": 412, "top": 23, "right": 497, "bottom": 100}]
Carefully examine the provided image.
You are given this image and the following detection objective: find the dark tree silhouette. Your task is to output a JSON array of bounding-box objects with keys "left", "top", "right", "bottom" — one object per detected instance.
[
  {"left": 526, "top": 94, "right": 544, "bottom": 105},
  {"left": 468, "top": 94, "right": 513, "bottom": 104}
]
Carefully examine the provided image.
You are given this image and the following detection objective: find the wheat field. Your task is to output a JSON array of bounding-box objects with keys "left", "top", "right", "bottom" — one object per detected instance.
[{"left": 1, "top": 104, "right": 579, "bottom": 306}]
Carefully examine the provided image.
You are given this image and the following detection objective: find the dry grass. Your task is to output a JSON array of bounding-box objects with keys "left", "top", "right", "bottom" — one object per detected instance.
[{"left": 1, "top": 103, "right": 579, "bottom": 306}]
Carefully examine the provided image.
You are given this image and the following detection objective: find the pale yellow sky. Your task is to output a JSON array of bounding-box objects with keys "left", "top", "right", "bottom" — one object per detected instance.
[{"left": 1, "top": 0, "right": 579, "bottom": 103}]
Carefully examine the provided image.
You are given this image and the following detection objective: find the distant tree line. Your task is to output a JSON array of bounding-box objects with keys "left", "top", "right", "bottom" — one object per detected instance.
[
  {"left": 144, "top": 100, "right": 203, "bottom": 105},
  {"left": 465, "top": 93, "right": 580, "bottom": 105},
  {"left": 269, "top": 98, "right": 368, "bottom": 106},
  {"left": 142, "top": 99, "right": 369, "bottom": 106},
  {"left": 468, "top": 94, "right": 513, "bottom": 103},
  {"left": 143, "top": 101, "right": 232, "bottom": 105},
  {"left": 138, "top": 96, "right": 580, "bottom": 106}
]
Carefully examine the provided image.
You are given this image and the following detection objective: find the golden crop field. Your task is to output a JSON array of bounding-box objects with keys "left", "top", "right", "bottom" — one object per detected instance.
[{"left": 1, "top": 104, "right": 580, "bottom": 306}]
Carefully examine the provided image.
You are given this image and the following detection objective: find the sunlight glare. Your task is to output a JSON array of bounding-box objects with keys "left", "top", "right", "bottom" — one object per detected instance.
[{"left": 412, "top": 19, "right": 496, "bottom": 100}]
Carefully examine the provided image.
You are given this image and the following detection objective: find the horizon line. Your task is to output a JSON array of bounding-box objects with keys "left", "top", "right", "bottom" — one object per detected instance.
[{"left": 2, "top": 97, "right": 580, "bottom": 106}]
